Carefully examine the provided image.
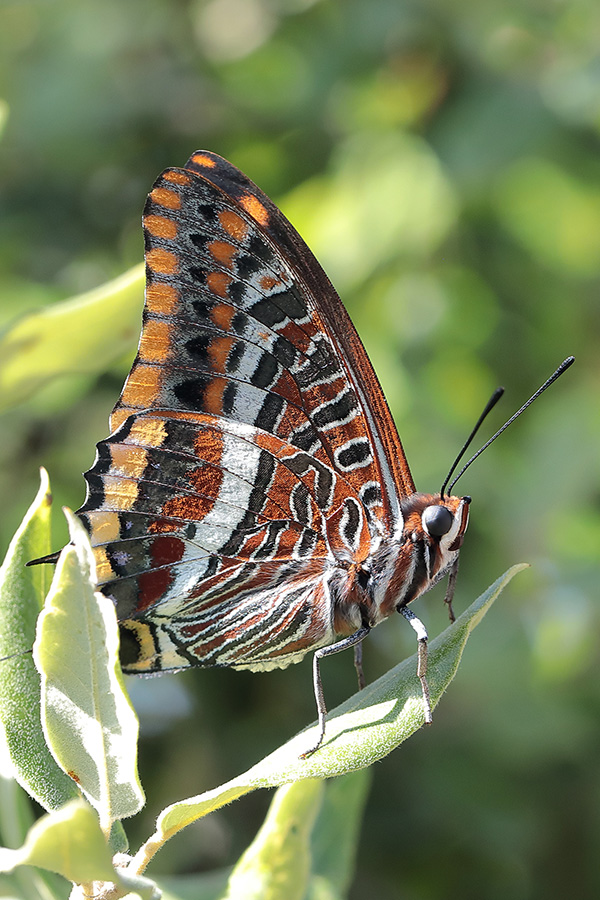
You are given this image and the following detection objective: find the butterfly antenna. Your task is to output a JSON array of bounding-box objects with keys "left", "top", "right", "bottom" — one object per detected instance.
[
  {"left": 0, "top": 649, "right": 33, "bottom": 664},
  {"left": 440, "top": 387, "right": 505, "bottom": 499},
  {"left": 446, "top": 356, "right": 575, "bottom": 496}
]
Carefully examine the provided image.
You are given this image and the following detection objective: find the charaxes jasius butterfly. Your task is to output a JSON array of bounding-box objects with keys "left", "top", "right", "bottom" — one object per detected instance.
[{"left": 63, "top": 151, "right": 572, "bottom": 755}]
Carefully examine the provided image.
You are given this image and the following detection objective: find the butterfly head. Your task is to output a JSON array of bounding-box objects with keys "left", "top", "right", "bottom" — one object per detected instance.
[
  {"left": 421, "top": 493, "right": 471, "bottom": 551},
  {"left": 402, "top": 491, "right": 470, "bottom": 552},
  {"left": 385, "top": 492, "right": 471, "bottom": 611}
]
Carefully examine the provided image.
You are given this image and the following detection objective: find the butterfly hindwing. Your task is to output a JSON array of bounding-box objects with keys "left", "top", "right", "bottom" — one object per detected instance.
[{"left": 79, "top": 409, "right": 373, "bottom": 671}]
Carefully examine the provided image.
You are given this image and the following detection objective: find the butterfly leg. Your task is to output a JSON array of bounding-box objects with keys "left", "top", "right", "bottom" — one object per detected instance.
[
  {"left": 353, "top": 641, "right": 366, "bottom": 691},
  {"left": 444, "top": 555, "right": 460, "bottom": 623},
  {"left": 300, "top": 625, "right": 370, "bottom": 758},
  {"left": 399, "top": 607, "right": 432, "bottom": 724}
]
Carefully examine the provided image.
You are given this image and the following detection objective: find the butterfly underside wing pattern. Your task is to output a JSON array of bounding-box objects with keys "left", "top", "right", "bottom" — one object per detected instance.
[{"left": 78, "top": 151, "right": 471, "bottom": 751}]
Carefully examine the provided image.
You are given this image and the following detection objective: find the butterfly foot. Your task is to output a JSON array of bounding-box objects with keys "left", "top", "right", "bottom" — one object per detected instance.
[{"left": 299, "top": 727, "right": 326, "bottom": 759}]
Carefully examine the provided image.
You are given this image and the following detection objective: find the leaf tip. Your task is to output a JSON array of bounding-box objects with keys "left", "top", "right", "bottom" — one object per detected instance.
[{"left": 37, "top": 467, "right": 52, "bottom": 507}]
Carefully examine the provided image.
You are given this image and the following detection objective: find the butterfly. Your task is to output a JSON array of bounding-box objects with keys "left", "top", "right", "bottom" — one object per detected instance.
[{"left": 72, "top": 151, "right": 573, "bottom": 755}]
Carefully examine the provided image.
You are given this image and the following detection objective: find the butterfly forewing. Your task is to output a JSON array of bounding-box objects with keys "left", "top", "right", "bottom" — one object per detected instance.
[
  {"left": 78, "top": 151, "right": 415, "bottom": 674},
  {"left": 181, "top": 152, "right": 416, "bottom": 512}
]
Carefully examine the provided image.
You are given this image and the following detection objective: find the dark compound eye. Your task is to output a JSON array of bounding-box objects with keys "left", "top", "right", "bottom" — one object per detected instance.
[{"left": 422, "top": 505, "right": 453, "bottom": 537}]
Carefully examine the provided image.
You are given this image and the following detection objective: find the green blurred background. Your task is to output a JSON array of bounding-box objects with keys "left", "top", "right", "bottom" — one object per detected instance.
[{"left": 0, "top": 0, "right": 598, "bottom": 897}]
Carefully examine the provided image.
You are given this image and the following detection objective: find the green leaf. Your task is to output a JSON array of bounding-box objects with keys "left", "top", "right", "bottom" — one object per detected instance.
[
  {"left": 307, "top": 769, "right": 371, "bottom": 900},
  {"left": 223, "top": 774, "right": 370, "bottom": 900},
  {"left": 154, "top": 774, "right": 370, "bottom": 900},
  {"left": 223, "top": 778, "right": 324, "bottom": 900},
  {"left": 33, "top": 511, "right": 145, "bottom": 834},
  {"left": 130, "top": 566, "right": 525, "bottom": 874},
  {"left": 0, "top": 798, "right": 116, "bottom": 883},
  {"left": 0, "top": 774, "right": 70, "bottom": 900},
  {"left": 0, "top": 264, "right": 144, "bottom": 412},
  {"left": 0, "top": 469, "right": 78, "bottom": 811}
]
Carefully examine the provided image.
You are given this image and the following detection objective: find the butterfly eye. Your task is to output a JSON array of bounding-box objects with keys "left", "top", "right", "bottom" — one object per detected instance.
[{"left": 422, "top": 505, "right": 453, "bottom": 538}]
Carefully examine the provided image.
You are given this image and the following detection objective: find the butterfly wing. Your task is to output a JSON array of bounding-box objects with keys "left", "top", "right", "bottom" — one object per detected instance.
[
  {"left": 79, "top": 151, "right": 415, "bottom": 673},
  {"left": 177, "top": 152, "right": 416, "bottom": 513}
]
